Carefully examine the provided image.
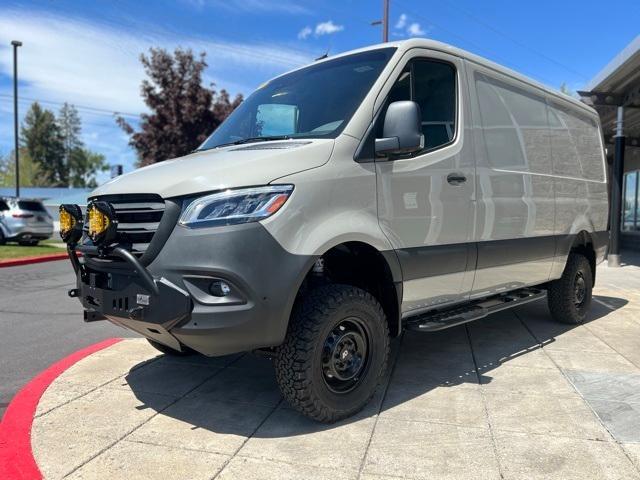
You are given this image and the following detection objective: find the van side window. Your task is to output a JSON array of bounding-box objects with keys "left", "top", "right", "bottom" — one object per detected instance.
[
  {"left": 475, "top": 73, "right": 549, "bottom": 173},
  {"left": 413, "top": 60, "right": 456, "bottom": 150},
  {"left": 377, "top": 59, "right": 456, "bottom": 153},
  {"left": 548, "top": 102, "right": 604, "bottom": 182}
]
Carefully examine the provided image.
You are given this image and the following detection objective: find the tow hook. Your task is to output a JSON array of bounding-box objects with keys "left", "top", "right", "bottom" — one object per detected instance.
[{"left": 68, "top": 288, "right": 79, "bottom": 298}]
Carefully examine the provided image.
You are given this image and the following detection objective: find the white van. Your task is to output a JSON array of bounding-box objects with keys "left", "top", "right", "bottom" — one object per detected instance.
[{"left": 60, "top": 39, "right": 609, "bottom": 422}]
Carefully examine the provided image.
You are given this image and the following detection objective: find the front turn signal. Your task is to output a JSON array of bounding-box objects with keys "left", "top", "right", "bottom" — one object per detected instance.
[{"left": 59, "top": 204, "right": 84, "bottom": 244}]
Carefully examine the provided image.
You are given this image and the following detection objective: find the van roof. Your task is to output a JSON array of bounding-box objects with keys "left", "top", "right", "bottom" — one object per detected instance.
[{"left": 285, "top": 38, "right": 596, "bottom": 116}]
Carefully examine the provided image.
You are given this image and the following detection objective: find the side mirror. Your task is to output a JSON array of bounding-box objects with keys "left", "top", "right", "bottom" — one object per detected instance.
[{"left": 375, "top": 101, "right": 424, "bottom": 157}]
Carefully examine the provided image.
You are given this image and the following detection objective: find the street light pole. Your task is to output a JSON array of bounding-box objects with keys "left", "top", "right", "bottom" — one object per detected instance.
[
  {"left": 371, "top": 0, "right": 390, "bottom": 42},
  {"left": 11, "top": 40, "right": 22, "bottom": 198},
  {"left": 382, "top": 0, "right": 389, "bottom": 42}
]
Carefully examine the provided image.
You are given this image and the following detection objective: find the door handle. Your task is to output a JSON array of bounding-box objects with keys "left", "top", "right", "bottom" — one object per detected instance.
[{"left": 447, "top": 172, "right": 467, "bottom": 186}]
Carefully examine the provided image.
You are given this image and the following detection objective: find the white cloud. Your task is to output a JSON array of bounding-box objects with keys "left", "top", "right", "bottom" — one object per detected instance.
[
  {"left": 0, "top": 10, "right": 314, "bottom": 114},
  {"left": 407, "top": 22, "right": 426, "bottom": 37},
  {"left": 395, "top": 14, "right": 407, "bottom": 30},
  {"left": 298, "top": 26, "right": 312, "bottom": 40},
  {"left": 314, "top": 20, "right": 344, "bottom": 36}
]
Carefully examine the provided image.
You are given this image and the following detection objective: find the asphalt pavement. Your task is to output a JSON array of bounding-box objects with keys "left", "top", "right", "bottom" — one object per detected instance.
[{"left": 0, "top": 260, "right": 137, "bottom": 419}]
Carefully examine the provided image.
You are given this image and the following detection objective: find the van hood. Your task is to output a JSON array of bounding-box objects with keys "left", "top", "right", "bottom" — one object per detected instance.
[{"left": 91, "top": 139, "right": 335, "bottom": 199}]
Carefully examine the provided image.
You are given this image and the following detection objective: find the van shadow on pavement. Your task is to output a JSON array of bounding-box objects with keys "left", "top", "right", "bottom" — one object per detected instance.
[{"left": 123, "top": 295, "right": 627, "bottom": 439}]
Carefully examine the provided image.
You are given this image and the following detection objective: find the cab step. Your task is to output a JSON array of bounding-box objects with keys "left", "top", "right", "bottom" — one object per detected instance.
[{"left": 405, "top": 287, "right": 546, "bottom": 332}]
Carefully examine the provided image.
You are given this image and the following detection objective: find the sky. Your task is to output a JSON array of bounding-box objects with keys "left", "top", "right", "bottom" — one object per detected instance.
[{"left": 0, "top": 0, "right": 638, "bottom": 185}]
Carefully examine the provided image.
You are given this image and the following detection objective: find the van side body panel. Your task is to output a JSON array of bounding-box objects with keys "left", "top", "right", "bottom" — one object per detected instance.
[{"left": 546, "top": 98, "right": 609, "bottom": 278}]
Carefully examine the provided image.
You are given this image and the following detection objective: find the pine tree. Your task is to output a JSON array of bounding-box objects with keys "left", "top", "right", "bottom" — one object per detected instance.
[
  {"left": 58, "top": 103, "right": 83, "bottom": 185},
  {"left": 20, "top": 102, "right": 66, "bottom": 186}
]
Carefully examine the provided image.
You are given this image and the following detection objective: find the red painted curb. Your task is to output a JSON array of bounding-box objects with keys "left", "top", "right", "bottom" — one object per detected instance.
[
  {"left": 0, "top": 252, "right": 80, "bottom": 268},
  {"left": 0, "top": 338, "right": 122, "bottom": 480}
]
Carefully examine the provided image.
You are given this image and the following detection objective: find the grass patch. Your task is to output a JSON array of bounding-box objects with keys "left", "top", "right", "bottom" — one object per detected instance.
[{"left": 0, "top": 240, "right": 65, "bottom": 260}]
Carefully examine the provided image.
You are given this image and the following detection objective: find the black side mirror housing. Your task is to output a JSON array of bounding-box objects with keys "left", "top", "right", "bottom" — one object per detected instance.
[{"left": 375, "top": 101, "right": 424, "bottom": 157}]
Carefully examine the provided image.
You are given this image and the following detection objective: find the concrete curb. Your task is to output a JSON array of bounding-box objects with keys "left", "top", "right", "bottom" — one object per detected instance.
[
  {"left": 0, "top": 338, "right": 122, "bottom": 480},
  {"left": 0, "top": 251, "right": 79, "bottom": 268}
]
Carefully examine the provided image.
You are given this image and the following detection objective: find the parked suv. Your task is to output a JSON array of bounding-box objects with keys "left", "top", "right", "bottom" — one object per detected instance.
[
  {"left": 0, "top": 197, "right": 53, "bottom": 245},
  {"left": 60, "top": 39, "right": 609, "bottom": 422}
]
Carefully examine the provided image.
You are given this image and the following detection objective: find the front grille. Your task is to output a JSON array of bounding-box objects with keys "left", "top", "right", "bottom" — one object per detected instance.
[{"left": 84, "top": 194, "right": 166, "bottom": 256}]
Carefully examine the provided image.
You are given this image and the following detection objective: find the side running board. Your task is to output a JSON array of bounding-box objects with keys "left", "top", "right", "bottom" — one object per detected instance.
[{"left": 405, "top": 288, "right": 546, "bottom": 332}]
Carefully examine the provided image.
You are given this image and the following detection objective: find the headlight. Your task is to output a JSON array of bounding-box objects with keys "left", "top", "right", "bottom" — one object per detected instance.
[
  {"left": 87, "top": 201, "right": 118, "bottom": 245},
  {"left": 179, "top": 185, "right": 293, "bottom": 228},
  {"left": 59, "top": 204, "right": 84, "bottom": 244}
]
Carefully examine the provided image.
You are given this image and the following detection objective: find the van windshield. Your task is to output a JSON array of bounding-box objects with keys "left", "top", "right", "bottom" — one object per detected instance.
[{"left": 198, "top": 48, "right": 396, "bottom": 150}]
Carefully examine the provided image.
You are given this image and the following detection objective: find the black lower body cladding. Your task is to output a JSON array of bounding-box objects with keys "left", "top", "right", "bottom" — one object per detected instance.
[{"left": 80, "top": 222, "right": 317, "bottom": 356}]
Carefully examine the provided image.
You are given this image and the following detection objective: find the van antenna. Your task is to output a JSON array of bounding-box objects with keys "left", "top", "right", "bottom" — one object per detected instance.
[{"left": 315, "top": 52, "right": 329, "bottom": 61}]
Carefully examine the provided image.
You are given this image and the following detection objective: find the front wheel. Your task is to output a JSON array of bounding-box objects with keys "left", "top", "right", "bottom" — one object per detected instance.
[
  {"left": 547, "top": 252, "right": 593, "bottom": 324},
  {"left": 275, "top": 284, "right": 390, "bottom": 423}
]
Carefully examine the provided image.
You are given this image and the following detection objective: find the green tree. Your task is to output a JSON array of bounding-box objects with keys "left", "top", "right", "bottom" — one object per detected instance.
[
  {"left": 118, "top": 47, "right": 242, "bottom": 166},
  {"left": 20, "top": 102, "right": 66, "bottom": 186},
  {"left": 0, "top": 149, "right": 46, "bottom": 187},
  {"left": 68, "top": 148, "right": 108, "bottom": 188},
  {"left": 58, "top": 102, "right": 83, "bottom": 185}
]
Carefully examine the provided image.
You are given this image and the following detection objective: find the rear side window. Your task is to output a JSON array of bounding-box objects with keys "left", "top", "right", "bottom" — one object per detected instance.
[
  {"left": 18, "top": 201, "right": 46, "bottom": 212},
  {"left": 548, "top": 102, "right": 604, "bottom": 182},
  {"left": 475, "top": 72, "right": 550, "bottom": 174},
  {"left": 0, "top": 200, "right": 9, "bottom": 211}
]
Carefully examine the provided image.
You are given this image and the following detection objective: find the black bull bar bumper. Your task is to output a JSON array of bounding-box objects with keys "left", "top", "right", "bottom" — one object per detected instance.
[{"left": 67, "top": 245, "right": 192, "bottom": 350}]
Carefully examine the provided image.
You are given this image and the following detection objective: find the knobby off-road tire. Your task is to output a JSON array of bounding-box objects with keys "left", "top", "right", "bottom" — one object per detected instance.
[
  {"left": 275, "top": 284, "right": 390, "bottom": 423},
  {"left": 547, "top": 252, "right": 593, "bottom": 325},
  {"left": 147, "top": 339, "right": 194, "bottom": 356}
]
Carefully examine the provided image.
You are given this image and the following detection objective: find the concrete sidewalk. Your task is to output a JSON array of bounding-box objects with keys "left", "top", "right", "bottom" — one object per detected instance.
[{"left": 30, "top": 256, "right": 640, "bottom": 479}]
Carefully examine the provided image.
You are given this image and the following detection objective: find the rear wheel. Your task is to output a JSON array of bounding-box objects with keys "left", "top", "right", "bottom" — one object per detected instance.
[
  {"left": 147, "top": 339, "right": 194, "bottom": 356},
  {"left": 547, "top": 252, "right": 593, "bottom": 324},
  {"left": 275, "top": 284, "right": 389, "bottom": 423}
]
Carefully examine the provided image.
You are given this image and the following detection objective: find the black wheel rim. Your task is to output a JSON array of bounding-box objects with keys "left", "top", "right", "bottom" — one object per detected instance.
[
  {"left": 321, "top": 317, "right": 370, "bottom": 394},
  {"left": 574, "top": 271, "right": 586, "bottom": 307}
]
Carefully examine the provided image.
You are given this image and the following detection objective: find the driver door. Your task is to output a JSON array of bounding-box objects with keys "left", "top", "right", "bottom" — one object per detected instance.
[{"left": 375, "top": 50, "right": 476, "bottom": 315}]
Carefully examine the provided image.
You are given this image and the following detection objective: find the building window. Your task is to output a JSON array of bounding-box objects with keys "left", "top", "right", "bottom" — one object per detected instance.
[{"left": 623, "top": 170, "right": 639, "bottom": 232}]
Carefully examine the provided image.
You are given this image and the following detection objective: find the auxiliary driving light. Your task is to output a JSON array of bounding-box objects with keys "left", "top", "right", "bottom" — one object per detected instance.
[
  {"left": 59, "top": 204, "right": 84, "bottom": 244},
  {"left": 87, "top": 201, "right": 118, "bottom": 245}
]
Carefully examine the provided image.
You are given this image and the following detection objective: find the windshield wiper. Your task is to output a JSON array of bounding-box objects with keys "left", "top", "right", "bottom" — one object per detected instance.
[{"left": 198, "top": 135, "right": 292, "bottom": 152}]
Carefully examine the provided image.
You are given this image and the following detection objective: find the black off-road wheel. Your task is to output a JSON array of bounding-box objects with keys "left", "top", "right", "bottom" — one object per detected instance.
[
  {"left": 547, "top": 252, "right": 593, "bottom": 324},
  {"left": 275, "top": 284, "right": 390, "bottom": 423},
  {"left": 147, "top": 339, "right": 194, "bottom": 356}
]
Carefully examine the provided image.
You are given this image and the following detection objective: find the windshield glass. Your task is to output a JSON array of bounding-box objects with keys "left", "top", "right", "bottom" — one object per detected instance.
[{"left": 198, "top": 48, "right": 396, "bottom": 150}]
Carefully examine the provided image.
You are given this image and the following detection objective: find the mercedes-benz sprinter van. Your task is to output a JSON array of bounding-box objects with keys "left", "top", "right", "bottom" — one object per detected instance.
[{"left": 60, "top": 39, "right": 609, "bottom": 422}]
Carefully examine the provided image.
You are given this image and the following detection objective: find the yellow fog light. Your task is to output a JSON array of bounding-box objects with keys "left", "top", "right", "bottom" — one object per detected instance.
[
  {"left": 87, "top": 201, "right": 118, "bottom": 245},
  {"left": 59, "top": 204, "right": 84, "bottom": 244}
]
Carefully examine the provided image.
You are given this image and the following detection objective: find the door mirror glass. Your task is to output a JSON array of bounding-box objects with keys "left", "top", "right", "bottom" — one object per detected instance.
[
  {"left": 255, "top": 104, "right": 299, "bottom": 136},
  {"left": 375, "top": 100, "right": 424, "bottom": 157}
]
